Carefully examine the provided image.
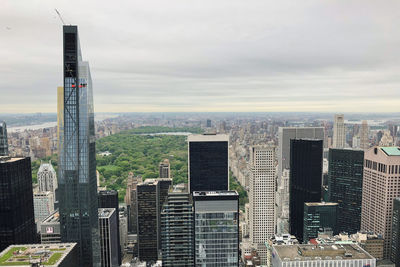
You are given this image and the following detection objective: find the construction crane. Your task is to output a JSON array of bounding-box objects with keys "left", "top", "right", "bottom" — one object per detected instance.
[{"left": 55, "top": 9, "right": 66, "bottom": 25}]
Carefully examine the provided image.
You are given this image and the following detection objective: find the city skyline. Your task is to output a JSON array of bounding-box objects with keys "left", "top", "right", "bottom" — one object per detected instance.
[{"left": 1, "top": 0, "right": 400, "bottom": 113}]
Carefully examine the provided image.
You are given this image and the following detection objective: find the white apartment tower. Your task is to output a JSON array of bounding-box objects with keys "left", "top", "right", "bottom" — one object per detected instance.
[
  {"left": 249, "top": 145, "right": 276, "bottom": 264},
  {"left": 360, "top": 120, "right": 369, "bottom": 150},
  {"left": 37, "top": 161, "right": 57, "bottom": 198},
  {"left": 333, "top": 114, "right": 345, "bottom": 148}
]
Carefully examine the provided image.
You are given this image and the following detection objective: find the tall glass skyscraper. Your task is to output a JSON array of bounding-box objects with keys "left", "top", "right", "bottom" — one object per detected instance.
[
  {"left": 0, "top": 122, "right": 8, "bottom": 156},
  {"left": 58, "top": 25, "right": 100, "bottom": 267}
]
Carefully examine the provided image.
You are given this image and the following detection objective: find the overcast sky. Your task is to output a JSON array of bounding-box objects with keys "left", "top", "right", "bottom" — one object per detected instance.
[{"left": 1, "top": 0, "right": 400, "bottom": 113}]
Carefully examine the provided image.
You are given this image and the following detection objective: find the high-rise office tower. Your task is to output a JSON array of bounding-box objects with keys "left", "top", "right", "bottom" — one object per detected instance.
[
  {"left": 159, "top": 159, "right": 170, "bottom": 178},
  {"left": 99, "top": 208, "right": 119, "bottom": 267},
  {"left": 391, "top": 198, "right": 400, "bottom": 266},
  {"left": 193, "top": 191, "right": 239, "bottom": 267},
  {"left": 206, "top": 119, "right": 212, "bottom": 128},
  {"left": 333, "top": 114, "right": 345, "bottom": 148},
  {"left": 360, "top": 120, "right": 369, "bottom": 150},
  {"left": 40, "top": 210, "right": 61, "bottom": 244},
  {"left": 161, "top": 184, "right": 194, "bottom": 266},
  {"left": 33, "top": 191, "right": 55, "bottom": 224},
  {"left": 303, "top": 202, "right": 338, "bottom": 243},
  {"left": 98, "top": 190, "right": 121, "bottom": 265},
  {"left": 276, "top": 169, "right": 290, "bottom": 234},
  {"left": 0, "top": 156, "right": 36, "bottom": 251},
  {"left": 249, "top": 145, "right": 276, "bottom": 264},
  {"left": 328, "top": 148, "right": 364, "bottom": 234},
  {"left": 361, "top": 146, "right": 400, "bottom": 258},
  {"left": 58, "top": 25, "right": 100, "bottom": 267},
  {"left": 289, "top": 139, "right": 323, "bottom": 243},
  {"left": 0, "top": 122, "right": 8, "bottom": 156},
  {"left": 188, "top": 134, "right": 229, "bottom": 193},
  {"left": 136, "top": 179, "right": 171, "bottom": 262},
  {"left": 38, "top": 161, "right": 58, "bottom": 198},
  {"left": 124, "top": 173, "right": 142, "bottom": 234}
]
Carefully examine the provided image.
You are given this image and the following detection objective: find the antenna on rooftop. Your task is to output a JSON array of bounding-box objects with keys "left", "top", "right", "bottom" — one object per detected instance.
[{"left": 55, "top": 9, "right": 66, "bottom": 25}]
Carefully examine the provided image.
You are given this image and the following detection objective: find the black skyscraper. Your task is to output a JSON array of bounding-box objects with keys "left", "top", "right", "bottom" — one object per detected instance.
[
  {"left": 188, "top": 134, "right": 229, "bottom": 193},
  {"left": 289, "top": 139, "right": 323, "bottom": 243},
  {"left": 0, "top": 122, "right": 8, "bottom": 156},
  {"left": 392, "top": 198, "right": 400, "bottom": 267},
  {"left": 98, "top": 190, "right": 121, "bottom": 265},
  {"left": 328, "top": 148, "right": 364, "bottom": 234},
  {"left": 0, "top": 157, "right": 36, "bottom": 250},
  {"left": 59, "top": 25, "right": 99, "bottom": 267}
]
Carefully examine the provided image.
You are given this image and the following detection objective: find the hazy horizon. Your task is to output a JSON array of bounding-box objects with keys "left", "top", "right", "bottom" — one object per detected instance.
[{"left": 1, "top": 0, "right": 400, "bottom": 113}]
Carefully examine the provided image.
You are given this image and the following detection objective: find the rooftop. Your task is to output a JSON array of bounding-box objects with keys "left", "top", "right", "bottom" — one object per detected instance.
[
  {"left": 0, "top": 243, "right": 76, "bottom": 266},
  {"left": 273, "top": 244, "right": 374, "bottom": 261},
  {"left": 193, "top": 191, "right": 238, "bottom": 196},
  {"left": 42, "top": 210, "right": 59, "bottom": 224},
  {"left": 0, "top": 156, "right": 24, "bottom": 163},
  {"left": 188, "top": 133, "right": 229, "bottom": 142},
  {"left": 305, "top": 202, "right": 339, "bottom": 207},
  {"left": 380, "top": 147, "right": 400, "bottom": 156},
  {"left": 98, "top": 208, "right": 116, "bottom": 218}
]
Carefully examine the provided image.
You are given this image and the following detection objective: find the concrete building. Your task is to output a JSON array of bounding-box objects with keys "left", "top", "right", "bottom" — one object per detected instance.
[
  {"left": 391, "top": 198, "right": 400, "bottom": 266},
  {"left": 333, "top": 114, "right": 346, "bottom": 148},
  {"left": 159, "top": 159, "right": 170, "bottom": 178},
  {"left": 361, "top": 147, "right": 400, "bottom": 258},
  {"left": 303, "top": 202, "right": 338, "bottom": 243},
  {"left": 0, "top": 122, "right": 8, "bottom": 156},
  {"left": 276, "top": 169, "right": 290, "bottom": 234},
  {"left": 188, "top": 134, "right": 229, "bottom": 193},
  {"left": 249, "top": 145, "right": 276, "bottom": 264},
  {"left": 328, "top": 148, "right": 364, "bottom": 234},
  {"left": 99, "top": 208, "right": 119, "bottom": 267},
  {"left": 33, "top": 191, "right": 55, "bottom": 228},
  {"left": 0, "top": 156, "right": 36, "bottom": 251},
  {"left": 124, "top": 173, "right": 142, "bottom": 234},
  {"left": 40, "top": 210, "right": 61, "bottom": 244},
  {"left": 193, "top": 191, "right": 239, "bottom": 267},
  {"left": 289, "top": 139, "right": 323, "bottom": 243},
  {"left": 160, "top": 184, "right": 194, "bottom": 266},
  {"left": 352, "top": 232, "right": 384, "bottom": 260},
  {"left": 271, "top": 244, "right": 376, "bottom": 267},
  {"left": 37, "top": 161, "right": 57, "bottom": 200},
  {"left": 265, "top": 234, "right": 298, "bottom": 267},
  {"left": 0, "top": 243, "right": 78, "bottom": 267},
  {"left": 360, "top": 120, "right": 370, "bottom": 150}
]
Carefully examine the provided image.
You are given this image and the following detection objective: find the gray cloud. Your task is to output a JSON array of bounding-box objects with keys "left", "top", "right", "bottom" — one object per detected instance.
[{"left": 0, "top": 0, "right": 400, "bottom": 112}]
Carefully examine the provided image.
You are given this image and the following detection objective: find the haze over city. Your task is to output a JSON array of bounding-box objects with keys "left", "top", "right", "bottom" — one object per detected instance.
[{"left": 1, "top": 0, "right": 400, "bottom": 113}]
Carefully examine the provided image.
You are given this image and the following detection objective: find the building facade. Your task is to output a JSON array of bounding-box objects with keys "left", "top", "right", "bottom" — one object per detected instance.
[
  {"left": 188, "top": 134, "right": 229, "bottom": 193},
  {"left": 271, "top": 244, "right": 376, "bottom": 267},
  {"left": 289, "top": 139, "right": 323, "bottom": 243},
  {"left": 58, "top": 25, "right": 100, "bottom": 267},
  {"left": 159, "top": 159, "right": 170, "bottom": 178},
  {"left": 37, "top": 161, "right": 58, "bottom": 199},
  {"left": 40, "top": 210, "right": 61, "bottom": 244},
  {"left": 328, "top": 148, "right": 364, "bottom": 234},
  {"left": 161, "top": 184, "right": 194, "bottom": 266},
  {"left": 360, "top": 120, "right": 369, "bottom": 150},
  {"left": 99, "top": 208, "right": 119, "bottom": 267},
  {"left": 124, "top": 173, "right": 142, "bottom": 234},
  {"left": 333, "top": 114, "right": 345, "bottom": 148},
  {"left": 98, "top": 190, "right": 121, "bottom": 265},
  {"left": 33, "top": 191, "right": 55, "bottom": 224},
  {"left": 0, "top": 157, "right": 36, "bottom": 251},
  {"left": 0, "top": 122, "right": 8, "bottom": 156},
  {"left": 193, "top": 191, "right": 239, "bottom": 267},
  {"left": 249, "top": 145, "right": 276, "bottom": 264},
  {"left": 361, "top": 146, "right": 400, "bottom": 258},
  {"left": 303, "top": 202, "right": 338, "bottom": 243},
  {"left": 391, "top": 198, "right": 400, "bottom": 266}
]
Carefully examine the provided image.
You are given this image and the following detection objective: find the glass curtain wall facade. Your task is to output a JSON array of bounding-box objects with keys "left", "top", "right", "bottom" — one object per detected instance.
[
  {"left": 0, "top": 122, "right": 8, "bottom": 156},
  {"left": 289, "top": 139, "right": 323, "bottom": 243},
  {"left": 303, "top": 202, "right": 338, "bottom": 242},
  {"left": 391, "top": 198, "right": 400, "bottom": 266},
  {"left": 328, "top": 148, "right": 364, "bottom": 234},
  {"left": 193, "top": 191, "right": 239, "bottom": 267},
  {"left": 161, "top": 188, "right": 194, "bottom": 266},
  {"left": 59, "top": 25, "right": 100, "bottom": 267}
]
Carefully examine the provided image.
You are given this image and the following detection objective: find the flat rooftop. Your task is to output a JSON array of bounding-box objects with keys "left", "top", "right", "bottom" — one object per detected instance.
[
  {"left": 98, "top": 208, "right": 116, "bottom": 218},
  {"left": 380, "top": 147, "right": 400, "bottom": 156},
  {"left": 42, "top": 210, "right": 59, "bottom": 224},
  {"left": 273, "top": 244, "right": 374, "bottom": 261},
  {"left": 305, "top": 202, "right": 339, "bottom": 207},
  {"left": 0, "top": 243, "right": 76, "bottom": 266},
  {"left": 0, "top": 156, "right": 24, "bottom": 163},
  {"left": 188, "top": 134, "right": 229, "bottom": 142},
  {"left": 193, "top": 191, "right": 238, "bottom": 196}
]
